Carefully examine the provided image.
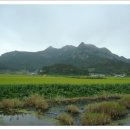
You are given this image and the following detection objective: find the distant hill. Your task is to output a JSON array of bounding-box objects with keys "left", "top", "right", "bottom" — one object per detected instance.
[
  {"left": 39, "top": 64, "right": 89, "bottom": 75},
  {"left": 0, "top": 42, "right": 130, "bottom": 74}
]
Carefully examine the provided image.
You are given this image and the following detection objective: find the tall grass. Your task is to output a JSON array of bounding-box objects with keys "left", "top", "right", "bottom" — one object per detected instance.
[
  {"left": 85, "top": 101, "right": 127, "bottom": 119},
  {"left": 0, "top": 99, "right": 24, "bottom": 109},
  {"left": 118, "top": 95, "right": 130, "bottom": 109},
  {"left": 65, "top": 105, "right": 80, "bottom": 114},
  {"left": 25, "top": 94, "right": 48, "bottom": 111},
  {"left": 81, "top": 112, "right": 111, "bottom": 125},
  {"left": 0, "top": 94, "right": 48, "bottom": 111},
  {"left": 56, "top": 113, "right": 73, "bottom": 125}
]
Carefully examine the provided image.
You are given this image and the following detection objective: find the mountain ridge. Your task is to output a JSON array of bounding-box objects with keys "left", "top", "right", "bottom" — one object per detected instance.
[{"left": 0, "top": 42, "right": 130, "bottom": 74}]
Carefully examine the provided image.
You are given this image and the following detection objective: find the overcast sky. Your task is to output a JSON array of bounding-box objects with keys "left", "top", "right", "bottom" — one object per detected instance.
[{"left": 0, "top": 4, "right": 130, "bottom": 58}]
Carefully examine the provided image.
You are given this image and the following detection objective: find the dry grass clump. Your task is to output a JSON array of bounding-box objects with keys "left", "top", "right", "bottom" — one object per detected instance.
[
  {"left": 34, "top": 99, "right": 48, "bottom": 111},
  {"left": 25, "top": 94, "right": 48, "bottom": 111},
  {"left": 24, "top": 94, "right": 40, "bottom": 107},
  {"left": 81, "top": 112, "right": 111, "bottom": 125},
  {"left": 0, "top": 94, "right": 48, "bottom": 111},
  {"left": 85, "top": 101, "right": 127, "bottom": 119},
  {"left": 94, "top": 92, "right": 122, "bottom": 100},
  {"left": 0, "top": 99, "right": 24, "bottom": 109},
  {"left": 65, "top": 105, "right": 80, "bottom": 114},
  {"left": 0, "top": 102, "right": 2, "bottom": 108},
  {"left": 53, "top": 95, "right": 66, "bottom": 103},
  {"left": 56, "top": 113, "right": 73, "bottom": 125},
  {"left": 118, "top": 96, "right": 130, "bottom": 109},
  {"left": 49, "top": 93, "right": 122, "bottom": 105}
]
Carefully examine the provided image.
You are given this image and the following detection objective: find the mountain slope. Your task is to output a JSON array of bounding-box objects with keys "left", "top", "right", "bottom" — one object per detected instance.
[
  {"left": 0, "top": 42, "right": 130, "bottom": 74},
  {"left": 40, "top": 64, "right": 89, "bottom": 75}
]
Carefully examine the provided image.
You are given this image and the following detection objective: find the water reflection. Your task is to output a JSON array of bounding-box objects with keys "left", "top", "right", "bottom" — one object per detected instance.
[{"left": 0, "top": 109, "right": 58, "bottom": 126}]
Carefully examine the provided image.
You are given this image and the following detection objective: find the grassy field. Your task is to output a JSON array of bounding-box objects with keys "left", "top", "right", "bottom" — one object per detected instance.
[
  {"left": 0, "top": 74, "right": 130, "bottom": 100},
  {"left": 0, "top": 74, "right": 130, "bottom": 85}
]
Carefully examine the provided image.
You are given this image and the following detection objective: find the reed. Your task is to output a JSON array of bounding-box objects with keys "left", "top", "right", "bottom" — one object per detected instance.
[
  {"left": 65, "top": 105, "right": 80, "bottom": 114},
  {"left": 25, "top": 94, "right": 48, "bottom": 111},
  {"left": 85, "top": 101, "right": 127, "bottom": 119},
  {"left": 0, "top": 99, "right": 24, "bottom": 109},
  {"left": 56, "top": 113, "right": 73, "bottom": 125},
  {"left": 118, "top": 95, "right": 130, "bottom": 109},
  {"left": 81, "top": 112, "right": 111, "bottom": 125}
]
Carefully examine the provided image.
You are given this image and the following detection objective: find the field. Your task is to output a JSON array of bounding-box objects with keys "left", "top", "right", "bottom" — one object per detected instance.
[
  {"left": 0, "top": 74, "right": 130, "bottom": 126},
  {"left": 0, "top": 74, "right": 130, "bottom": 99},
  {"left": 0, "top": 74, "right": 130, "bottom": 85}
]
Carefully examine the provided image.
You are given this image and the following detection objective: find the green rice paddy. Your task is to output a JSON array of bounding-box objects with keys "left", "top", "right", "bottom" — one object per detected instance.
[
  {"left": 0, "top": 74, "right": 130, "bottom": 85},
  {"left": 0, "top": 74, "right": 129, "bottom": 100}
]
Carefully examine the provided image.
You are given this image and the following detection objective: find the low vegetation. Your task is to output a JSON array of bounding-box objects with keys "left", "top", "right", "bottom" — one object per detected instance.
[
  {"left": 0, "top": 74, "right": 130, "bottom": 85},
  {"left": 0, "top": 94, "right": 48, "bottom": 111},
  {"left": 85, "top": 101, "right": 127, "bottom": 119},
  {"left": 0, "top": 74, "right": 130, "bottom": 126},
  {"left": 0, "top": 93, "right": 130, "bottom": 126},
  {"left": 118, "top": 95, "right": 130, "bottom": 109},
  {"left": 56, "top": 113, "right": 73, "bottom": 125},
  {"left": 0, "top": 99, "right": 24, "bottom": 109},
  {"left": 0, "top": 94, "right": 122, "bottom": 110},
  {"left": 0, "top": 83, "right": 130, "bottom": 100},
  {"left": 65, "top": 105, "right": 80, "bottom": 114},
  {"left": 24, "top": 94, "right": 48, "bottom": 111},
  {"left": 81, "top": 112, "right": 111, "bottom": 125},
  {"left": 48, "top": 93, "right": 122, "bottom": 105}
]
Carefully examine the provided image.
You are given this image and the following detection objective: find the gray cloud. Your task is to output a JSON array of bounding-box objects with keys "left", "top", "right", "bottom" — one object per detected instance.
[{"left": 0, "top": 5, "right": 130, "bottom": 58}]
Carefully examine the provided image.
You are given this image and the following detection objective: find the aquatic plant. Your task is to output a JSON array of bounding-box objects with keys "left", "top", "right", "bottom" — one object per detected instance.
[
  {"left": 25, "top": 93, "right": 41, "bottom": 107},
  {"left": 85, "top": 101, "right": 127, "bottom": 119},
  {"left": 25, "top": 94, "right": 48, "bottom": 111},
  {"left": 118, "top": 95, "right": 130, "bottom": 109},
  {"left": 65, "top": 105, "right": 80, "bottom": 114},
  {"left": 81, "top": 112, "right": 111, "bottom": 125},
  {"left": 56, "top": 113, "right": 73, "bottom": 125},
  {"left": 0, "top": 99, "right": 24, "bottom": 109},
  {"left": 34, "top": 99, "right": 48, "bottom": 111}
]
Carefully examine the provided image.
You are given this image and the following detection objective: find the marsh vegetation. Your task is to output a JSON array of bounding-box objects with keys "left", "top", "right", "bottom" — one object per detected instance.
[{"left": 0, "top": 74, "right": 130, "bottom": 125}]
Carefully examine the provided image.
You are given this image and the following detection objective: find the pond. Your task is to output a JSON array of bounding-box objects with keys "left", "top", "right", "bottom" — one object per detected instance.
[
  {"left": 1, "top": 98, "right": 130, "bottom": 126},
  {"left": 0, "top": 101, "right": 88, "bottom": 126},
  {"left": 0, "top": 109, "right": 59, "bottom": 126}
]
